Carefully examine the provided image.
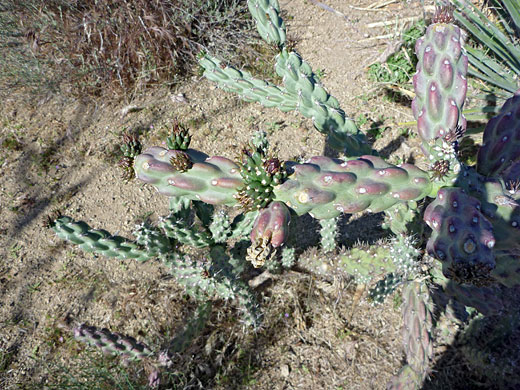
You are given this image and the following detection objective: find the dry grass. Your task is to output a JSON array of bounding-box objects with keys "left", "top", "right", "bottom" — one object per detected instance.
[{"left": 1, "top": 0, "right": 257, "bottom": 97}]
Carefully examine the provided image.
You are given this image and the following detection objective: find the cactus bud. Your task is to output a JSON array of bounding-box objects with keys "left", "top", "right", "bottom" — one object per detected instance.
[{"left": 166, "top": 120, "right": 191, "bottom": 150}]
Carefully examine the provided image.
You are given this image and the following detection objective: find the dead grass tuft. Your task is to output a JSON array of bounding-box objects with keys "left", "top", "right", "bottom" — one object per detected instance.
[{"left": 1, "top": 0, "right": 257, "bottom": 97}]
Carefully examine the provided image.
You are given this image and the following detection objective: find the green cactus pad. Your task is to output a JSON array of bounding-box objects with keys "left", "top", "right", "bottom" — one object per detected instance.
[{"left": 52, "top": 217, "right": 167, "bottom": 262}]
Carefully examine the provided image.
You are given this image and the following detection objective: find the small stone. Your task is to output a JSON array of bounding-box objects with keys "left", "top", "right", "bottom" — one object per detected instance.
[{"left": 280, "top": 364, "right": 290, "bottom": 378}]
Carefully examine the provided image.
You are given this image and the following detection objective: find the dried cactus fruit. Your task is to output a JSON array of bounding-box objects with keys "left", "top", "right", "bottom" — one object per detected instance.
[
  {"left": 169, "top": 150, "right": 193, "bottom": 172},
  {"left": 424, "top": 187, "right": 496, "bottom": 285}
]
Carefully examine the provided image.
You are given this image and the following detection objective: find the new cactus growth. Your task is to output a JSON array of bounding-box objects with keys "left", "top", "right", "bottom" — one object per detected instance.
[{"left": 48, "top": 2, "right": 520, "bottom": 387}]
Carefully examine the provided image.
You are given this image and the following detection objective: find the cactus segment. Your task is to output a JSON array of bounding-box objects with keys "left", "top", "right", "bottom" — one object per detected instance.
[
  {"left": 135, "top": 147, "right": 242, "bottom": 205},
  {"left": 319, "top": 217, "right": 338, "bottom": 253},
  {"left": 413, "top": 20, "right": 468, "bottom": 144},
  {"left": 401, "top": 281, "right": 434, "bottom": 381},
  {"left": 281, "top": 246, "right": 296, "bottom": 268},
  {"left": 165, "top": 120, "right": 191, "bottom": 151},
  {"left": 247, "top": 0, "right": 286, "bottom": 48},
  {"left": 477, "top": 89, "right": 520, "bottom": 178},
  {"left": 119, "top": 133, "right": 142, "bottom": 182},
  {"left": 135, "top": 148, "right": 432, "bottom": 219},
  {"left": 235, "top": 135, "right": 287, "bottom": 211},
  {"left": 274, "top": 49, "right": 371, "bottom": 155},
  {"left": 383, "top": 201, "right": 424, "bottom": 237},
  {"left": 460, "top": 312, "right": 520, "bottom": 389},
  {"left": 368, "top": 273, "right": 402, "bottom": 304},
  {"left": 424, "top": 188, "right": 496, "bottom": 285},
  {"left": 74, "top": 324, "right": 154, "bottom": 361},
  {"left": 275, "top": 155, "right": 431, "bottom": 219},
  {"left": 387, "top": 364, "right": 421, "bottom": 390},
  {"left": 51, "top": 217, "right": 166, "bottom": 262},
  {"left": 199, "top": 52, "right": 372, "bottom": 156},
  {"left": 469, "top": 179, "right": 520, "bottom": 253},
  {"left": 338, "top": 243, "right": 396, "bottom": 284},
  {"left": 159, "top": 214, "right": 213, "bottom": 248},
  {"left": 209, "top": 246, "right": 262, "bottom": 327},
  {"left": 230, "top": 210, "right": 259, "bottom": 239},
  {"left": 209, "top": 210, "right": 232, "bottom": 243},
  {"left": 200, "top": 55, "right": 297, "bottom": 109}
]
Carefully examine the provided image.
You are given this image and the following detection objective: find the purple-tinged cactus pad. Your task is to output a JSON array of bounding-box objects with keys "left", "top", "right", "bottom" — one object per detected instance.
[
  {"left": 413, "top": 22, "right": 468, "bottom": 144},
  {"left": 135, "top": 147, "right": 242, "bottom": 205},
  {"left": 424, "top": 188, "right": 496, "bottom": 285},
  {"left": 477, "top": 90, "right": 520, "bottom": 178},
  {"left": 275, "top": 155, "right": 431, "bottom": 219}
]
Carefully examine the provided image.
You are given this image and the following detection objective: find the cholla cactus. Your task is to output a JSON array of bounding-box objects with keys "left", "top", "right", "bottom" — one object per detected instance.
[{"left": 49, "top": 2, "right": 520, "bottom": 388}]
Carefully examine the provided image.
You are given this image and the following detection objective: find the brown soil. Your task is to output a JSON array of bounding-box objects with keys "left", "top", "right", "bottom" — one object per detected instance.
[{"left": 0, "top": 1, "right": 452, "bottom": 389}]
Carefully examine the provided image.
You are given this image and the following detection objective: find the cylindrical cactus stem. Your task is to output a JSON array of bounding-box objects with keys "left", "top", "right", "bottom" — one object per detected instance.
[
  {"left": 73, "top": 324, "right": 154, "bottom": 361},
  {"left": 199, "top": 51, "right": 372, "bottom": 156},
  {"left": 280, "top": 246, "right": 296, "bottom": 268},
  {"left": 401, "top": 281, "right": 434, "bottom": 382},
  {"left": 165, "top": 119, "right": 191, "bottom": 151},
  {"left": 159, "top": 214, "right": 213, "bottom": 248},
  {"left": 424, "top": 187, "right": 496, "bottom": 285},
  {"left": 477, "top": 89, "right": 520, "bottom": 178},
  {"left": 135, "top": 147, "right": 243, "bottom": 205},
  {"left": 230, "top": 210, "right": 259, "bottom": 239},
  {"left": 51, "top": 217, "right": 166, "bottom": 262},
  {"left": 337, "top": 242, "right": 396, "bottom": 283},
  {"left": 466, "top": 178, "right": 520, "bottom": 253},
  {"left": 319, "top": 217, "right": 338, "bottom": 253},
  {"left": 412, "top": 7, "right": 468, "bottom": 145},
  {"left": 209, "top": 210, "right": 232, "bottom": 243},
  {"left": 247, "top": 201, "right": 291, "bottom": 268},
  {"left": 274, "top": 155, "right": 432, "bottom": 219},
  {"left": 134, "top": 148, "right": 433, "bottom": 219},
  {"left": 383, "top": 201, "right": 424, "bottom": 237},
  {"left": 368, "top": 273, "right": 402, "bottom": 305},
  {"left": 247, "top": 0, "right": 286, "bottom": 48}
]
